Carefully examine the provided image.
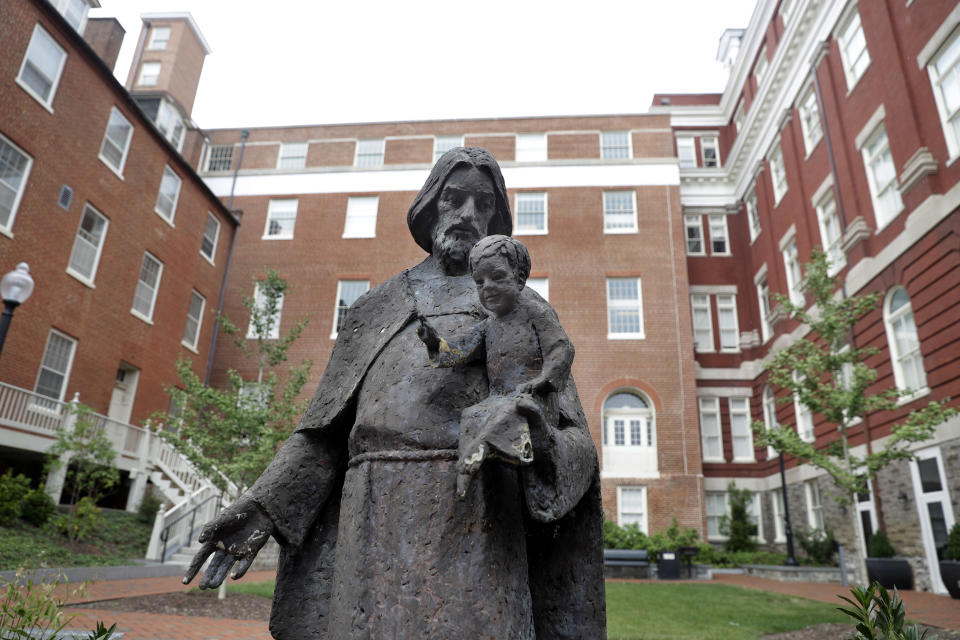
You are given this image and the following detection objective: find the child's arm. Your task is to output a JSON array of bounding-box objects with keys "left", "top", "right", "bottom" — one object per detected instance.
[
  {"left": 516, "top": 304, "right": 574, "bottom": 395},
  {"left": 417, "top": 315, "right": 486, "bottom": 367}
]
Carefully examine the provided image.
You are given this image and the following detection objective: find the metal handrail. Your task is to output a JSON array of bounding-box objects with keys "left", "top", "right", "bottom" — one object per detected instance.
[{"left": 160, "top": 493, "right": 222, "bottom": 563}]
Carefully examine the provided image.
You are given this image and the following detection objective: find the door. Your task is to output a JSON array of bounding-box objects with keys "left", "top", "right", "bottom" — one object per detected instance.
[
  {"left": 909, "top": 447, "right": 956, "bottom": 594},
  {"left": 107, "top": 364, "right": 140, "bottom": 425}
]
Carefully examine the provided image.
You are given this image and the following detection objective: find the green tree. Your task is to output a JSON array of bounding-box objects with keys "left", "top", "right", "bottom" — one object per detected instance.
[
  {"left": 155, "top": 269, "right": 312, "bottom": 500},
  {"left": 753, "top": 249, "right": 956, "bottom": 583},
  {"left": 720, "top": 483, "right": 757, "bottom": 553}
]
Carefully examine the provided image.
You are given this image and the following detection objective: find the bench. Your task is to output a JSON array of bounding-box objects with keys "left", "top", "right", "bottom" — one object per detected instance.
[{"left": 603, "top": 548, "right": 650, "bottom": 567}]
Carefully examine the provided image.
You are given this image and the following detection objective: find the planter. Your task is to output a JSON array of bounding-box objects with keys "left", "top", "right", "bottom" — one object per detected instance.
[
  {"left": 866, "top": 557, "right": 913, "bottom": 590},
  {"left": 939, "top": 560, "right": 960, "bottom": 599}
]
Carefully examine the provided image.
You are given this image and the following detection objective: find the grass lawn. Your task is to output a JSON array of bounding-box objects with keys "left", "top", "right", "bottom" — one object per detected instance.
[{"left": 226, "top": 580, "right": 849, "bottom": 639}]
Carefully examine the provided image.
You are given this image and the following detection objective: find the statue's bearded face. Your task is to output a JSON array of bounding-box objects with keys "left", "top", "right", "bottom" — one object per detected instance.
[{"left": 432, "top": 166, "right": 497, "bottom": 275}]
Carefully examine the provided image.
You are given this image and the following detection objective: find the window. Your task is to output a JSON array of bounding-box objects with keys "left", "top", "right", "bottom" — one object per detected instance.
[
  {"left": 746, "top": 492, "right": 764, "bottom": 543},
  {"left": 606, "top": 278, "right": 643, "bottom": 339},
  {"left": 706, "top": 492, "right": 727, "bottom": 539},
  {"left": 343, "top": 196, "right": 378, "bottom": 238},
  {"left": 332, "top": 280, "right": 370, "bottom": 336},
  {"left": 837, "top": 9, "right": 870, "bottom": 90},
  {"left": 676, "top": 137, "right": 696, "bottom": 168},
  {"left": 603, "top": 391, "right": 657, "bottom": 477},
  {"left": 729, "top": 397, "right": 754, "bottom": 461},
  {"left": 515, "top": 192, "right": 547, "bottom": 234},
  {"left": 515, "top": 133, "right": 547, "bottom": 162},
  {"left": 206, "top": 144, "right": 234, "bottom": 172},
  {"left": 155, "top": 100, "right": 184, "bottom": 150},
  {"left": 17, "top": 25, "right": 67, "bottom": 109},
  {"left": 757, "top": 277, "right": 773, "bottom": 343},
  {"left": 746, "top": 189, "right": 761, "bottom": 242},
  {"left": 99, "top": 107, "right": 133, "bottom": 175},
  {"left": 50, "top": 0, "right": 89, "bottom": 32},
  {"left": 617, "top": 486, "right": 647, "bottom": 531},
  {"left": 182, "top": 290, "right": 205, "bottom": 350},
  {"left": 264, "top": 199, "right": 297, "bottom": 239},
  {"left": 771, "top": 489, "right": 786, "bottom": 542},
  {"left": 154, "top": 166, "right": 181, "bottom": 223},
  {"left": 708, "top": 215, "right": 729, "bottom": 255},
  {"left": 147, "top": 26, "right": 170, "bottom": 50},
  {"left": 699, "top": 397, "right": 723, "bottom": 461},
  {"left": 762, "top": 385, "right": 778, "bottom": 459},
  {"left": 200, "top": 212, "right": 220, "bottom": 262},
  {"left": 734, "top": 100, "right": 746, "bottom": 133},
  {"left": 769, "top": 144, "right": 788, "bottom": 204},
  {"left": 793, "top": 371, "right": 815, "bottom": 442},
  {"left": 603, "top": 191, "right": 637, "bottom": 233},
  {"left": 34, "top": 330, "right": 76, "bottom": 401},
  {"left": 716, "top": 294, "right": 739, "bottom": 351},
  {"left": 247, "top": 282, "right": 284, "bottom": 340},
  {"left": 685, "top": 215, "right": 704, "bottom": 255},
  {"left": 526, "top": 277, "right": 548, "bottom": 301},
  {"left": 701, "top": 136, "right": 720, "bottom": 168},
  {"left": 137, "top": 62, "right": 161, "bottom": 87},
  {"left": 805, "top": 479, "right": 824, "bottom": 531},
  {"left": 0, "top": 135, "right": 33, "bottom": 233},
  {"left": 815, "top": 191, "right": 846, "bottom": 274},
  {"left": 861, "top": 125, "right": 903, "bottom": 229},
  {"left": 754, "top": 45, "right": 769, "bottom": 88},
  {"left": 67, "top": 204, "right": 108, "bottom": 284},
  {"left": 601, "top": 131, "right": 631, "bottom": 160},
  {"left": 132, "top": 253, "right": 163, "bottom": 322},
  {"left": 928, "top": 28, "right": 960, "bottom": 159},
  {"left": 434, "top": 135, "right": 462, "bottom": 162},
  {"left": 691, "top": 294, "right": 713, "bottom": 352},
  {"left": 884, "top": 287, "right": 927, "bottom": 394},
  {"left": 798, "top": 87, "right": 823, "bottom": 154},
  {"left": 782, "top": 239, "right": 803, "bottom": 306},
  {"left": 355, "top": 139, "right": 384, "bottom": 167},
  {"left": 278, "top": 142, "right": 308, "bottom": 169}
]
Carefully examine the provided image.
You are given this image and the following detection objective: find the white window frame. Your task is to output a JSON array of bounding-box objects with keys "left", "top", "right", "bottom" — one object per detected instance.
[
  {"left": 684, "top": 214, "right": 705, "bottom": 255},
  {"left": 131, "top": 252, "right": 163, "bottom": 323},
  {"left": 205, "top": 144, "right": 234, "bottom": 172},
  {"left": 691, "top": 294, "right": 714, "bottom": 353},
  {"left": 50, "top": 0, "right": 90, "bottom": 33},
  {"left": 771, "top": 489, "right": 787, "bottom": 543},
  {"left": 181, "top": 290, "right": 205, "bottom": 351},
  {"left": 926, "top": 26, "right": 960, "bottom": 161},
  {"left": 762, "top": 385, "right": 778, "bottom": 460},
  {"left": 514, "top": 192, "right": 548, "bottom": 235},
  {"left": 814, "top": 189, "right": 846, "bottom": 275},
  {"left": 617, "top": 486, "right": 648, "bottom": 532},
  {"left": 433, "top": 135, "right": 463, "bottom": 162},
  {"left": 137, "top": 61, "right": 161, "bottom": 87},
  {"left": 859, "top": 122, "right": 903, "bottom": 230},
  {"left": 883, "top": 287, "right": 929, "bottom": 396},
  {"left": 804, "top": 479, "right": 824, "bottom": 531},
  {"left": 716, "top": 293, "right": 740, "bottom": 352},
  {"left": 515, "top": 133, "right": 547, "bottom": 162},
  {"left": 200, "top": 212, "right": 220, "bottom": 264},
  {"left": 155, "top": 99, "right": 184, "bottom": 151},
  {"left": 0, "top": 133, "right": 34, "bottom": 235},
  {"left": 278, "top": 142, "right": 308, "bottom": 169},
  {"left": 769, "top": 144, "right": 788, "bottom": 205},
  {"left": 98, "top": 107, "right": 133, "bottom": 177},
  {"left": 34, "top": 329, "right": 77, "bottom": 402},
  {"left": 793, "top": 371, "right": 815, "bottom": 442},
  {"left": 782, "top": 238, "right": 803, "bottom": 306},
  {"left": 343, "top": 196, "right": 379, "bottom": 239},
  {"left": 263, "top": 198, "right": 298, "bottom": 240},
  {"left": 247, "top": 282, "right": 283, "bottom": 340},
  {"left": 754, "top": 45, "right": 769, "bottom": 88},
  {"left": 700, "top": 135, "right": 720, "bottom": 168},
  {"left": 837, "top": 8, "right": 871, "bottom": 92},
  {"left": 699, "top": 396, "right": 724, "bottom": 462},
  {"left": 331, "top": 280, "right": 370, "bottom": 339},
  {"left": 729, "top": 397, "right": 755, "bottom": 462},
  {"left": 747, "top": 493, "right": 765, "bottom": 543},
  {"left": 147, "top": 26, "right": 170, "bottom": 50},
  {"left": 798, "top": 86, "right": 823, "bottom": 156},
  {"left": 526, "top": 277, "right": 548, "bottom": 301},
  {"left": 66, "top": 203, "right": 109, "bottom": 286},
  {"left": 600, "top": 131, "right": 632, "bottom": 160},
  {"left": 734, "top": 100, "right": 746, "bottom": 133},
  {"left": 746, "top": 188, "right": 761, "bottom": 243},
  {"left": 706, "top": 491, "right": 727, "bottom": 540},
  {"left": 757, "top": 276, "right": 773, "bottom": 343},
  {"left": 602, "top": 190, "right": 637, "bottom": 234},
  {"left": 16, "top": 24, "right": 67, "bottom": 112},
  {"left": 154, "top": 165, "right": 181, "bottom": 224},
  {"left": 708, "top": 214, "right": 730, "bottom": 255},
  {"left": 606, "top": 277, "right": 644, "bottom": 340},
  {"left": 676, "top": 136, "right": 696, "bottom": 169},
  {"left": 354, "top": 139, "right": 384, "bottom": 167}
]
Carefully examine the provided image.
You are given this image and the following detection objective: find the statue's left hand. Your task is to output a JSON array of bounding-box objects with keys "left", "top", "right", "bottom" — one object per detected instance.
[{"left": 182, "top": 496, "right": 275, "bottom": 589}]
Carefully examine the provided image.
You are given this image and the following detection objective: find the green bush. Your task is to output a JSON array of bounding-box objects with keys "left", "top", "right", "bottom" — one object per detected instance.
[
  {"left": 0, "top": 470, "right": 32, "bottom": 526},
  {"left": 946, "top": 523, "right": 960, "bottom": 562},
  {"left": 53, "top": 496, "right": 102, "bottom": 542},
  {"left": 137, "top": 487, "right": 164, "bottom": 524},
  {"left": 603, "top": 520, "right": 649, "bottom": 550},
  {"left": 838, "top": 581, "right": 936, "bottom": 640},
  {"left": 720, "top": 484, "right": 757, "bottom": 553},
  {"left": 868, "top": 530, "right": 896, "bottom": 558},
  {"left": 603, "top": 518, "right": 701, "bottom": 561},
  {"left": 796, "top": 528, "right": 836, "bottom": 565},
  {"left": 21, "top": 489, "right": 56, "bottom": 527}
]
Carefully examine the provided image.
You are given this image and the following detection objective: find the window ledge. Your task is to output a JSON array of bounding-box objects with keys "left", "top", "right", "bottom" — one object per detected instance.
[
  {"left": 514, "top": 229, "right": 549, "bottom": 236},
  {"left": 200, "top": 251, "right": 216, "bottom": 267},
  {"left": 66, "top": 269, "right": 96, "bottom": 289},
  {"left": 153, "top": 209, "right": 176, "bottom": 228},
  {"left": 15, "top": 78, "right": 55, "bottom": 114},
  {"left": 896, "top": 387, "right": 931, "bottom": 406},
  {"left": 732, "top": 457, "right": 757, "bottom": 464},
  {"left": 607, "top": 333, "right": 645, "bottom": 340},
  {"left": 262, "top": 235, "right": 294, "bottom": 241},
  {"left": 803, "top": 136, "right": 823, "bottom": 160},
  {"left": 342, "top": 233, "right": 376, "bottom": 239},
  {"left": 702, "top": 457, "right": 726, "bottom": 463},
  {"left": 130, "top": 309, "right": 154, "bottom": 325},
  {"left": 687, "top": 252, "right": 707, "bottom": 257},
  {"left": 329, "top": 332, "right": 339, "bottom": 340},
  {"left": 98, "top": 155, "right": 126, "bottom": 180},
  {"left": 844, "top": 64, "right": 870, "bottom": 97},
  {"left": 180, "top": 340, "right": 199, "bottom": 354},
  {"left": 0, "top": 227, "right": 14, "bottom": 240}
]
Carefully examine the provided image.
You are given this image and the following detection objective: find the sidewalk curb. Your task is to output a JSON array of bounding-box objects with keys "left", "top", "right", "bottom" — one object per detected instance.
[{"left": 0, "top": 563, "right": 186, "bottom": 584}]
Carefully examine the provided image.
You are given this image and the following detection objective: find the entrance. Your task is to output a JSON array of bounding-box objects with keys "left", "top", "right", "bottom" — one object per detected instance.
[
  {"left": 909, "top": 447, "right": 956, "bottom": 594},
  {"left": 107, "top": 364, "right": 140, "bottom": 425}
]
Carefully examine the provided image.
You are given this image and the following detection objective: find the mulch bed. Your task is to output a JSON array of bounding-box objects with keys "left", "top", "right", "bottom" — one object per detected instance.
[
  {"left": 762, "top": 622, "right": 960, "bottom": 639},
  {"left": 66, "top": 591, "right": 272, "bottom": 620}
]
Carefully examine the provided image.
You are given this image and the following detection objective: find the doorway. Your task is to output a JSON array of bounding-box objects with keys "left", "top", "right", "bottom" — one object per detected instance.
[
  {"left": 107, "top": 364, "right": 140, "bottom": 425},
  {"left": 909, "top": 447, "right": 956, "bottom": 594}
]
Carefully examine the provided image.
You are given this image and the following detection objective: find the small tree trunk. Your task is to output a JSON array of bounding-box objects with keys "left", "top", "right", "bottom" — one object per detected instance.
[
  {"left": 839, "top": 426, "right": 868, "bottom": 585},
  {"left": 218, "top": 580, "right": 227, "bottom": 601}
]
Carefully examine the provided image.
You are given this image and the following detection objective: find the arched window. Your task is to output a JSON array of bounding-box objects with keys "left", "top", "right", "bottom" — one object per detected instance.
[
  {"left": 602, "top": 390, "right": 657, "bottom": 477},
  {"left": 884, "top": 287, "right": 927, "bottom": 393}
]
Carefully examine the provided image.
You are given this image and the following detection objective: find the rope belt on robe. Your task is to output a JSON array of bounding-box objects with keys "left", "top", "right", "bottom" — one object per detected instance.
[{"left": 348, "top": 449, "right": 459, "bottom": 467}]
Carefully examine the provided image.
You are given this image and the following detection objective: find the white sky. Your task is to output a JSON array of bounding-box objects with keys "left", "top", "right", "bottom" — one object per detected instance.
[{"left": 90, "top": 0, "right": 758, "bottom": 130}]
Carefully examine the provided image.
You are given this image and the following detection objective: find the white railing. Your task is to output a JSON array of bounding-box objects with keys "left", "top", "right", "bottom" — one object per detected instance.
[
  {"left": 145, "top": 483, "right": 227, "bottom": 562},
  {"left": 0, "top": 381, "right": 68, "bottom": 436}
]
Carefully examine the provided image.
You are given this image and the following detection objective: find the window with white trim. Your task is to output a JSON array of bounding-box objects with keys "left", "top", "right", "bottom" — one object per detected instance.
[
  {"left": 602, "top": 391, "right": 658, "bottom": 476},
  {"left": 147, "top": 26, "right": 170, "bottom": 50},
  {"left": 515, "top": 192, "right": 547, "bottom": 235},
  {"left": 734, "top": 100, "right": 746, "bottom": 133},
  {"left": 706, "top": 491, "right": 727, "bottom": 539},
  {"left": 515, "top": 133, "right": 547, "bottom": 162},
  {"left": 815, "top": 190, "right": 846, "bottom": 274},
  {"left": 699, "top": 397, "right": 723, "bottom": 462},
  {"left": 154, "top": 166, "right": 181, "bottom": 223},
  {"left": 50, "top": 0, "right": 89, "bottom": 33},
  {"left": 264, "top": 199, "right": 297, "bottom": 239},
  {"left": 67, "top": 204, "right": 108, "bottom": 284},
  {"left": 861, "top": 124, "right": 903, "bottom": 229},
  {"left": 99, "top": 107, "right": 133, "bottom": 175},
  {"left": 200, "top": 212, "right": 220, "bottom": 262},
  {"left": 757, "top": 277, "right": 773, "bottom": 343},
  {"left": 0, "top": 135, "right": 33, "bottom": 233},
  {"left": 132, "top": 252, "right": 163, "bottom": 322},
  {"left": 343, "top": 196, "right": 378, "bottom": 238},
  {"left": 278, "top": 142, "right": 308, "bottom": 169},
  {"left": 34, "top": 330, "right": 76, "bottom": 401},
  {"left": 746, "top": 189, "right": 761, "bottom": 242},
  {"left": 691, "top": 294, "right": 713, "bottom": 352},
  {"left": 762, "top": 385, "right": 778, "bottom": 460},
  {"left": 332, "top": 280, "right": 370, "bottom": 337},
  {"left": 798, "top": 87, "right": 823, "bottom": 154},
  {"left": 355, "top": 139, "right": 384, "bottom": 167},
  {"left": 17, "top": 25, "right": 67, "bottom": 109},
  {"left": 676, "top": 136, "right": 696, "bottom": 169},
  {"left": 771, "top": 489, "right": 786, "bottom": 542},
  {"left": 884, "top": 287, "right": 927, "bottom": 393},
  {"left": 433, "top": 135, "right": 462, "bottom": 162},
  {"left": 606, "top": 277, "right": 643, "bottom": 339},
  {"left": 769, "top": 144, "right": 788, "bottom": 204},
  {"left": 701, "top": 136, "right": 720, "bottom": 168},
  {"left": 685, "top": 215, "right": 704, "bottom": 255},
  {"left": 793, "top": 371, "right": 815, "bottom": 442},
  {"left": 708, "top": 215, "right": 729, "bottom": 255},
  {"left": 603, "top": 191, "right": 637, "bottom": 233},
  {"left": 837, "top": 9, "right": 870, "bottom": 91},
  {"left": 617, "top": 486, "right": 647, "bottom": 531},
  {"left": 137, "top": 61, "right": 161, "bottom": 87},
  {"left": 205, "top": 144, "right": 233, "bottom": 172},
  {"left": 526, "top": 277, "right": 548, "bottom": 301},
  {"left": 754, "top": 45, "right": 769, "bottom": 87},
  {"left": 182, "top": 290, "right": 205, "bottom": 350},
  {"left": 155, "top": 100, "right": 184, "bottom": 151},
  {"left": 805, "top": 479, "right": 824, "bottom": 531},
  {"left": 716, "top": 294, "right": 739, "bottom": 352},
  {"left": 928, "top": 27, "right": 960, "bottom": 159},
  {"left": 729, "top": 397, "right": 754, "bottom": 461},
  {"left": 782, "top": 239, "right": 803, "bottom": 306},
  {"left": 247, "top": 282, "right": 283, "bottom": 340},
  {"left": 601, "top": 131, "right": 631, "bottom": 160}
]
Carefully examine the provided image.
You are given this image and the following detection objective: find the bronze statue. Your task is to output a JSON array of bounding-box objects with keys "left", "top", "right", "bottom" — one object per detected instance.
[{"left": 184, "top": 147, "right": 606, "bottom": 639}]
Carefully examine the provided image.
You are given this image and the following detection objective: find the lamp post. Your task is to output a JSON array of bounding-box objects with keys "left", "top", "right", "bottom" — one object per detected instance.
[
  {"left": 779, "top": 451, "right": 798, "bottom": 566},
  {"left": 0, "top": 262, "right": 35, "bottom": 358}
]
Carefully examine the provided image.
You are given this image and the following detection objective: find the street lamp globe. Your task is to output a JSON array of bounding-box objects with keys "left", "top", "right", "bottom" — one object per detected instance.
[{"left": 1, "top": 262, "right": 34, "bottom": 305}]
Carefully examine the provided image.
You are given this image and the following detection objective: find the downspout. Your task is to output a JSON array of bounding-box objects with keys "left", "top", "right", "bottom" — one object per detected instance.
[{"left": 204, "top": 130, "right": 249, "bottom": 385}]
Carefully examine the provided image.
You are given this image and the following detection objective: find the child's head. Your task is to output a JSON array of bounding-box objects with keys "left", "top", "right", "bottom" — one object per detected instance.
[{"left": 468, "top": 235, "right": 531, "bottom": 317}]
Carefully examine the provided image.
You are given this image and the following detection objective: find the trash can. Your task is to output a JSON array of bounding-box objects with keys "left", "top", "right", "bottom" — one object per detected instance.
[{"left": 657, "top": 550, "right": 680, "bottom": 580}]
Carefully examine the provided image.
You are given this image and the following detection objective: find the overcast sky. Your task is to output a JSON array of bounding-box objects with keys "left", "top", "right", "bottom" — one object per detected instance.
[{"left": 90, "top": 0, "right": 758, "bottom": 130}]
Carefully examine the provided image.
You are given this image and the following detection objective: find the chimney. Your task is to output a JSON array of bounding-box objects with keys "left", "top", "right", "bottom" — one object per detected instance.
[{"left": 83, "top": 17, "right": 125, "bottom": 72}]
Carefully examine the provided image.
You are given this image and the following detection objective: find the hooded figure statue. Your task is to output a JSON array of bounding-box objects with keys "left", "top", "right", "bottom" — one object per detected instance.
[{"left": 185, "top": 147, "right": 607, "bottom": 640}]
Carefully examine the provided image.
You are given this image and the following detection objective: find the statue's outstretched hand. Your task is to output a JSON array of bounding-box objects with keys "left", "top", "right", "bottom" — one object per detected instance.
[{"left": 182, "top": 497, "right": 275, "bottom": 589}]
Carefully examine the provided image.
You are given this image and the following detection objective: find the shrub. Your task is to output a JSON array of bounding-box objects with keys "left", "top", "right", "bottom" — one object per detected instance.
[
  {"left": 946, "top": 523, "right": 960, "bottom": 562},
  {"left": 0, "top": 470, "right": 32, "bottom": 526},
  {"left": 21, "top": 489, "right": 56, "bottom": 527},
  {"left": 53, "top": 496, "right": 102, "bottom": 542},
  {"left": 868, "top": 530, "right": 896, "bottom": 558},
  {"left": 720, "top": 484, "right": 757, "bottom": 553},
  {"left": 796, "top": 528, "right": 836, "bottom": 565},
  {"left": 137, "top": 487, "right": 164, "bottom": 524},
  {"left": 837, "top": 581, "right": 935, "bottom": 640},
  {"left": 603, "top": 520, "right": 649, "bottom": 550}
]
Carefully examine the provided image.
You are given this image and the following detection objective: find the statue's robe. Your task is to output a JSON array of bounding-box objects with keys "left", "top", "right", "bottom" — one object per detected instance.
[{"left": 247, "top": 258, "right": 606, "bottom": 639}]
